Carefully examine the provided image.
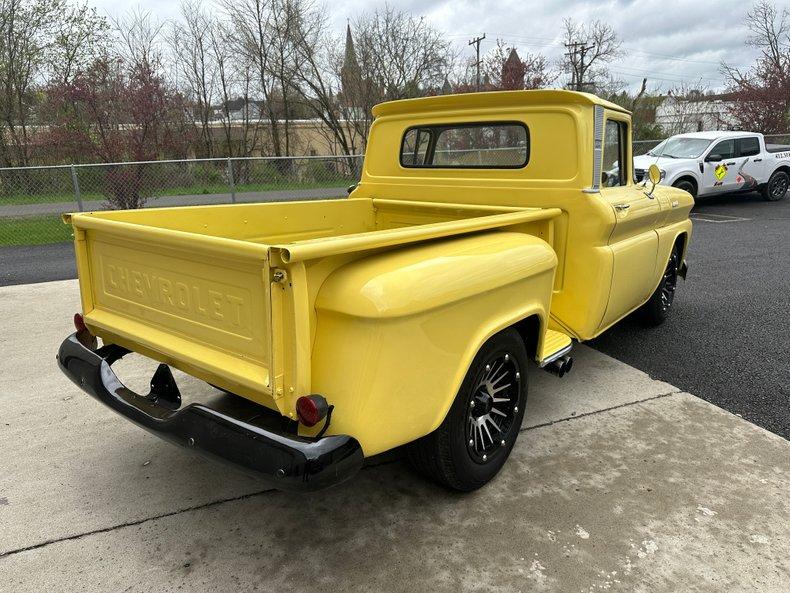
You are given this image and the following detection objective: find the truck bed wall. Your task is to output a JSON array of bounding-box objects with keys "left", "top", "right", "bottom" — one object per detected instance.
[{"left": 68, "top": 199, "right": 557, "bottom": 418}]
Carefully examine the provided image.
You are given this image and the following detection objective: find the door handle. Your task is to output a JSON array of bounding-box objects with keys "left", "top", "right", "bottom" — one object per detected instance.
[
  {"left": 726, "top": 161, "right": 736, "bottom": 165},
  {"left": 614, "top": 203, "right": 631, "bottom": 211},
  {"left": 753, "top": 158, "right": 762, "bottom": 162}
]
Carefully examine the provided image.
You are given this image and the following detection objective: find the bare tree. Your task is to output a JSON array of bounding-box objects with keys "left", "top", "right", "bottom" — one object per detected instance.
[
  {"left": 49, "top": 2, "right": 109, "bottom": 86},
  {"left": 111, "top": 8, "right": 165, "bottom": 75},
  {"left": 354, "top": 6, "right": 452, "bottom": 101},
  {"left": 210, "top": 21, "right": 261, "bottom": 157},
  {"left": 561, "top": 18, "right": 621, "bottom": 93},
  {"left": 722, "top": 1, "right": 790, "bottom": 133},
  {"left": 168, "top": 0, "right": 217, "bottom": 157},
  {"left": 287, "top": 0, "right": 366, "bottom": 161},
  {"left": 220, "top": 0, "right": 288, "bottom": 157}
]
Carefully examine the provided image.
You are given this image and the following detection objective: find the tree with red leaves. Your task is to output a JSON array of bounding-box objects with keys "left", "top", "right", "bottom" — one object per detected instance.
[
  {"left": 42, "top": 56, "right": 193, "bottom": 207},
  {"left": 723, "top": 1, "right": 790, "bottom": 133}
]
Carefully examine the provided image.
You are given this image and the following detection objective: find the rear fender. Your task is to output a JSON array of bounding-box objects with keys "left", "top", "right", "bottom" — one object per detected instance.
[{"left": 309, "top": 231, "right": 557, "bottom": 456}]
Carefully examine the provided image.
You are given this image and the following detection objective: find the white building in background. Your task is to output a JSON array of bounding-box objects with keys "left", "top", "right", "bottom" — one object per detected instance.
[{"left": 655, "top": 93, "right": 738, "bottom": 135}]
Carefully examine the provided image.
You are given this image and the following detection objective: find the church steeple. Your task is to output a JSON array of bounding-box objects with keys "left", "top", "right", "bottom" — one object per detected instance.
[
  {"left": 501, "top": 47, "right": 525, "bottom": 90},
  {"left": 341, "top": 22, "right": 361, "bottom": 100},
  {"left": 343, "top": 23, "right": 357, "bottom": 72}
]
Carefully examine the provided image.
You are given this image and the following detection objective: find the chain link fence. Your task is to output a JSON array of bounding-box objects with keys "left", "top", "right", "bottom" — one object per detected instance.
[
  {"left": 2, "top": 134, "right": 789, "bottom": 248},
  {"left": 633, "top": 140, "right": 663, "bottom": 156},
  {"left": 0, "top": 155, "right": 363, "bottom": 247}
]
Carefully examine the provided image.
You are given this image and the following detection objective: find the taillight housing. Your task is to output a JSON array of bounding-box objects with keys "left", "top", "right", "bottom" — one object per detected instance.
[
  {"left": 73, "top": 312, "right": 96, "bottom": 349},
  {"left": 296, "top": 394, "right": 329, "bottom": 427}
]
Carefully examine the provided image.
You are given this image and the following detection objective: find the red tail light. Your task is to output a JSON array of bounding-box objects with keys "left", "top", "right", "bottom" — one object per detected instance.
[
  {"left": 296, "top": 395, "right": 329, "bottom": 427},
  {"left": 73, "top": 312, "right": 97, "bottom": 349},
  {"left": 74, "top": 313, "right": 87, "bottom": 333}
]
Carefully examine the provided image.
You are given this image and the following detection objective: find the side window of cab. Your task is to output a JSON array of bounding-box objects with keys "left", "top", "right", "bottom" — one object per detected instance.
[
  {"left": 709, "top": 139, "right": 736, "bottom": 160},
  {"left": 602, "top": 120, "right": 628, "bottom": 187}
]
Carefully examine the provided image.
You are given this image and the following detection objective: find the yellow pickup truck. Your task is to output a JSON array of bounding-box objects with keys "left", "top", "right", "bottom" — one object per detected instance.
[{"left": 57, "top": 90, "right": 693, "bottom": 492}]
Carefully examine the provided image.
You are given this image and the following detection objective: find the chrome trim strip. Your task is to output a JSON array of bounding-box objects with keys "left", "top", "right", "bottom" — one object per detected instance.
[
  {"left": 539, "top": 343, "right": 573, "bottom": 367},
  {"left": 591, "top": 105, "right": 605, "bottom": 191}
]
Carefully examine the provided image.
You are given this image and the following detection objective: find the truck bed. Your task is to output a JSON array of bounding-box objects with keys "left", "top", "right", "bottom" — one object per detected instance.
[{"left": 65, "top": 198, "right": 560, "bottom": 409}]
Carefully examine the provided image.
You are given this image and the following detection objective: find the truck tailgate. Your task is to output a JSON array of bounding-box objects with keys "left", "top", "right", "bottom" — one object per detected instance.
[{"left": 70, "top": 217, "right": 273, "bottom": 402}]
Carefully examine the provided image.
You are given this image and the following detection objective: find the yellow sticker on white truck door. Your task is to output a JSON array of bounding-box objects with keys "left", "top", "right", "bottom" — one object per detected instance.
[{"left": 714, "top": 163, "right": 728, "bottom": 181}]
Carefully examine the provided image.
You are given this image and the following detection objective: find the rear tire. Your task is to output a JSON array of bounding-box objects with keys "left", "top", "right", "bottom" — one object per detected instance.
[
  {"left": 640, "top": 245, "right": 679, "bottom": 326},
  {"left": 407, "top": 328, "right": 528, "bottom": 492},
  {"left": 672, "top": 178, "right": 697, "bottom": 199},
  {"left": 762, "top": 170, "right": 789, "bottom": 201}
]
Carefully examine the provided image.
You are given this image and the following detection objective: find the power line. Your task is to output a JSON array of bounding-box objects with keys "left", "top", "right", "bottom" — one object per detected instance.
[
  {"left": 564, "top": 40, "right": 596, "bottom": 91},
  {"left": 468, "top": 33, "right": 486, "bottom": 91},
  {"left": 458, "top": 32, "right": 751, "bottom": 70},
  {"left": 612, "top": 65, "right": 725, "bottom": 83}
]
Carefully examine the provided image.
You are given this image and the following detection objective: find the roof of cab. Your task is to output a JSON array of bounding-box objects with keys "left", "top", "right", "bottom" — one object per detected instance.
[{"left": 371, "top": 89, "right": 629, "bottom": 118}]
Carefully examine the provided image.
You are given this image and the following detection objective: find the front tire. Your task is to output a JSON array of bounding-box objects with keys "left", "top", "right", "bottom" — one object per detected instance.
[
  {"left": 762, "top": 170, "right": 789, "bottom": 201},
  {"left": 407, "top": 328, "right": 528, "bottom": 491},
  {"left": 673, "top": 178, "right": 697, "bottom": 199},
  {"left": 640, "top": 245, "right": 679, "bottom": 326}
]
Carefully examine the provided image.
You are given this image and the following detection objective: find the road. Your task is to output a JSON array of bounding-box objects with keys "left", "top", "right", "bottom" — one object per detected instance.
[
  {"left": 1, "top": 279, "right": 789, "bottom": 591},
  {"left": 1, "top": 191, "right": 788, "bottom": 440}
]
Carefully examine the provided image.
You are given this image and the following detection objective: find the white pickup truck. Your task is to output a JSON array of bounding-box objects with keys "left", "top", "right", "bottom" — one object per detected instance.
[{"left": 633, "top": 131, "right": 790, "bottom": 201}]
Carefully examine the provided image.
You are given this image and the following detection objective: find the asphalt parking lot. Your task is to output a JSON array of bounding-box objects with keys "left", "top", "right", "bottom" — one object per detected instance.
[
  {"left": 1, "top": 280, "right": 789, "bottom": 591},
  {"left": 591, "top": 191, "right": 790, "bottom": 438}
]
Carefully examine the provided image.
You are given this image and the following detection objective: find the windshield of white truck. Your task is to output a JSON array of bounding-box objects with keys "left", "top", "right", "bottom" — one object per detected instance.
[{"left": 648, "top": 137, "right": 712, "bottom": 159}]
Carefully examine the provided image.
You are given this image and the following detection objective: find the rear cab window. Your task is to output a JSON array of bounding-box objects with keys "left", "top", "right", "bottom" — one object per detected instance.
[
  {"left": 738, "top": 136, "right": 760, "bottom": 157},
  {"left": 400, "top": 122, "right": 529, "bottom": 169}
]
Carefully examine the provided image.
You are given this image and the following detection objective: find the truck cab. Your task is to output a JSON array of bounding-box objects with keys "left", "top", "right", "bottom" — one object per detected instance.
[{"left": 58, "top": 90, "right": 693, "bottom": 492}]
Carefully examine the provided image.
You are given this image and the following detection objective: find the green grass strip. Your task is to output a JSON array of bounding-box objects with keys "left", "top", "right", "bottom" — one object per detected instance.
[{"left": 0, "top": 215, "right": 72, "bottom": 246}]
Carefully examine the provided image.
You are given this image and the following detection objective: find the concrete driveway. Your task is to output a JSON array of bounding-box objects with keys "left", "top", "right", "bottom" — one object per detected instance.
[{"left": 1, "top": 280, "right": 788, "bottom": 592}]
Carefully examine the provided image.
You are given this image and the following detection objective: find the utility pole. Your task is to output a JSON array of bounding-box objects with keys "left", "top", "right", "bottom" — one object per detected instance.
[
  {"left": 564, "top": 40, "right": 596, "bottom": 91},
  {"left": 468, "top": 33, "right": 486, "bottom": 91}
]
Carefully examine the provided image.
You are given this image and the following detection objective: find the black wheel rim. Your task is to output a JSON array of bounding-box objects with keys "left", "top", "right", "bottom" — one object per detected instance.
[
  {"left": 770, "top": 176, "right": 788, "bottom": 199},
  {"left": 466, "top": 352, "right": 521, "bottom": 464},
  {"left": 660, "top": 251, "right": 679, "bottom": 312}
]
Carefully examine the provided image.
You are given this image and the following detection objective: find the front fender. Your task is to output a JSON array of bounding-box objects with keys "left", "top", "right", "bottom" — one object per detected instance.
[
  {"left": 665, "top": 168, "right": 702, "bottom": 189},
  {"left": 310, "top": 231, "right": 557, "bottom": 455}
]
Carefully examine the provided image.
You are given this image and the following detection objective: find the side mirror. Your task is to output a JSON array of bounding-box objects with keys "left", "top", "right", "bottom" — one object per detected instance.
[
  {"left": 705, "top": 154, "right": 723, "bottom": 163},
  {"left": 647, "top": 164, "right": 662, "bottom": 185},
  {"left": 644, "top": 164, "right": 661, "bottom": 199}
]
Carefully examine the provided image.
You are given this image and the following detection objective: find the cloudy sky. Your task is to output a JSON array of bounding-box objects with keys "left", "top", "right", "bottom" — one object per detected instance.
[{"left": 89, "top": 0, "right": 780, "bottom": 92}]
